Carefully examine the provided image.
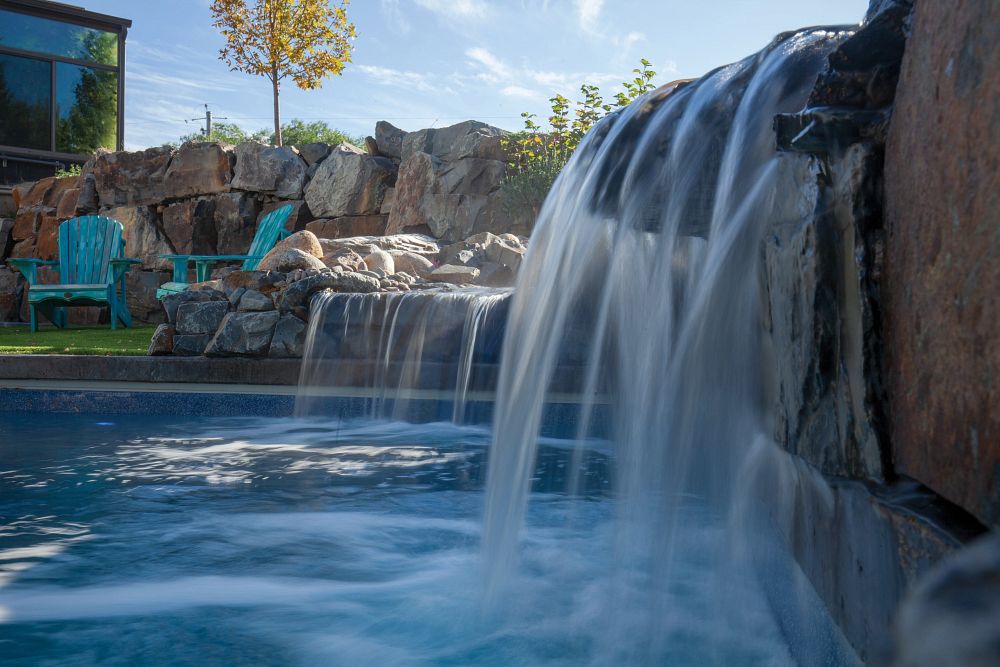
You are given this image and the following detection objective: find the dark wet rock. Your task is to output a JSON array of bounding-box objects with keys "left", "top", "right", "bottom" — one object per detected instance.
[
  {"left": 268, "top": 314, "right": 307, "bottom": 358},
  {"left": 205, "top": 311, "right": 280, "bottom": 357},
  {"left": 891, "top": 533, "right": 1000, "bottom": 667},
  {"left": 172, "top": 334, "right": 212, "bottom": 356},
  {"left": 774, "top": 107, "right": 890, "bottom": 154},
  {"left": 175, "top": 300, "right": 229, "bottom": 335},
  {"left": 147, "top": 324, "right": 174, "bottom": 355}
]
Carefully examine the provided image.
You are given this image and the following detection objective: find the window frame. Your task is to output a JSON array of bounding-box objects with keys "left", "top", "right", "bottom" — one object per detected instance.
[{"left": 0, "top": 0, "right": 130, "bottom": 161}]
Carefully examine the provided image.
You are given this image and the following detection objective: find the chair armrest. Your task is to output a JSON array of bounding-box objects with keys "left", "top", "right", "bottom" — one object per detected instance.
[
  {"left": 7, "top": 258, "right": 59, "bottom": 285},
  {"left": 110, "top": 258, "right": 143, "bottom": 280}
]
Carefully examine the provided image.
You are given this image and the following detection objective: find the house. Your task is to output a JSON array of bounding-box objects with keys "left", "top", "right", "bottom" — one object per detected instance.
[{"left": 0, "top": 0, "right": 130, "bottom": 212}]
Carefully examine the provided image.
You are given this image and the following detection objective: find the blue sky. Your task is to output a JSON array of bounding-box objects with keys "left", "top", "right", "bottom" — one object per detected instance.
[{"left": 81, "top": 0, "right": 869, "bottom": 150}]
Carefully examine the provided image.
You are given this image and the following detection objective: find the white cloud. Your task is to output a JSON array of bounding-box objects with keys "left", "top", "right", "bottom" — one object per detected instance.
[
  {"left": 415, "top": 0, "right": 490, "bottom": 20},
  {"left": 576, "top": 0, "right": 604, "bottom": 35},
  {"left": 465, "top": 47, "right": 514, "bottom": 83},
  {"left": 501, "top": 85, "right": 543, "bottom": 101},
  {"left": 358, "top": 65, "right": 435, "bottom": 92}
]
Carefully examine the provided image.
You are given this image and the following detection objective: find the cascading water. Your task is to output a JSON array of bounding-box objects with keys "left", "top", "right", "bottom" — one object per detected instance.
[
  {"left": 296, "top": 288, "right": 511, "bottom": 423},
  {"left": 482, "top": 26, "right": 860, "bottom": 664}
]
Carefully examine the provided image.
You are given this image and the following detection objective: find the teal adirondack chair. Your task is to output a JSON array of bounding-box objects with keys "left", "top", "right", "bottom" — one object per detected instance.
[
  {"left": 7, "top": 216, "right": 142, "bottom": 332},
  {"left": 156, "top": 204, "right": 295, "bottom": 299}
]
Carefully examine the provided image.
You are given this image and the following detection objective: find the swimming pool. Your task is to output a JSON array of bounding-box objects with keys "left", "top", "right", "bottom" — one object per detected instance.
[{"left": 0, "top": 412, "right": 839, "bottom": 666}]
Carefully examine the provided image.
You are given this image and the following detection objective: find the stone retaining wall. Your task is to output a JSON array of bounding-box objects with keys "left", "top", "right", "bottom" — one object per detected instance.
[{"left": 0, "top": 119, "right": 530, "bottom": 325}]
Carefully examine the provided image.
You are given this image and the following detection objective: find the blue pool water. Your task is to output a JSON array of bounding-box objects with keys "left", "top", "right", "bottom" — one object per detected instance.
[{"left": 0, "top": 413, "right": 810, "bottom": 666}]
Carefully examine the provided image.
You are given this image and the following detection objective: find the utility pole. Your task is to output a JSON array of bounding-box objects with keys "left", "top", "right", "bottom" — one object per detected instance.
[{"left": 204, "top": 104, "right": 212, "bottom": 138}]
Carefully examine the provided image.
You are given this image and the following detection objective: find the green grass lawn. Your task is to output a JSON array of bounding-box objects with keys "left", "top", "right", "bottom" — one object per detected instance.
[{"left": 0, "top": 324, "right": 156, "bottom": 356}]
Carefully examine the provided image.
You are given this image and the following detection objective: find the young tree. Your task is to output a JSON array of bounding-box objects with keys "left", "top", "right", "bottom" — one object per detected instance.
[{"left": 209, "top": 0, "right": 356, "bottom": 147}]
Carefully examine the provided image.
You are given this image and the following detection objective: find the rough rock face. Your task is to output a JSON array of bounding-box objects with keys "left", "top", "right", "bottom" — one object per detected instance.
[
  {"left": 387, "top": 151, "right": 507, "bottom": 242},
  {"left": 297, "top": 142, "right": 331, "bottom": 166},
  {"left": 147, "top": 324, "right": 174, "bottom": 355},
  {"left": 176, "top": 301, "right": 229, "bottom": 335},
  {"left": 205, "top": 311, "right": 280, "bottom": 357},
  {"left": 439, "top": 232, "right": 525, "bottom": 286},
  {"left": 231, "top": 143, "right": 307, "bottom": 199},
  {"left": 400, "top": 120, "right": 506, "bottom": 162},
  {"left": 162, "top": 198, "right": 217, "bottom": 256},
  {"left": 375, "top": 121, "right": 406, "bottom": 159},
  {"left": 388, "top": 250, "right": 434, "bottom": 279},
  {"left": 126, "top": 270, "right": 170, "bottom": 324},
  {"left": 268, "top": 314, "right": 307, "bottom": 358},
  {"left": 883, "top": 0, "right": 1000, "bottom": 527},
  {"left": 163, "top": 142, "right": 232, "bottom": 200},
  {"left": 430, "top": 264, "right": 480, "bottom": 285},
  {"left": 213, "top": 192, "right": 261, "bottom": 255},
  {"left": 0, "top": 266, "right": 23, "bottom": 321},
  {"left": 92, "top": 147, "right": 172, "bottom": 207},
  {"left": 305, "top": 215, "right": 388, "bottom": 239},
  {"left": 106, "top": 205, "right": 174, "bottom": 270},
  {"left": 304, "top": 143, "right": 397, "bottom": 218}
]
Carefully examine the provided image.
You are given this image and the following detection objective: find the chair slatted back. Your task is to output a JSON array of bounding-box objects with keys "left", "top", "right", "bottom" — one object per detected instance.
[
  {"left": 58, "top": 216, "right": 124, "bottom": 285},
  {"left": 243, "top": 204, "right": 294, "bottom": 270}
]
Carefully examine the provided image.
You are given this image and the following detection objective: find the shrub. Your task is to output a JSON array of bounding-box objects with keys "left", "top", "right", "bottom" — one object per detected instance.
[{"left": 500, "top": 59, "right": 658, "bottom": 225}]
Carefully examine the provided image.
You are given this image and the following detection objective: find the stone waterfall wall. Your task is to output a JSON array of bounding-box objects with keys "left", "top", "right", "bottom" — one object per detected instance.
[
  {"left": 765, "top": 0, "right": 998, "bottom": 663},
  {"left": 0, "top": 120, "right": 527, "bottom": 325}
]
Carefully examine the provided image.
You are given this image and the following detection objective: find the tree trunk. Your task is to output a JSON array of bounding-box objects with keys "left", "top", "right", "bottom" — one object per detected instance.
[{"left": 272, "top": 72, "right": 282, "bottom": 147}]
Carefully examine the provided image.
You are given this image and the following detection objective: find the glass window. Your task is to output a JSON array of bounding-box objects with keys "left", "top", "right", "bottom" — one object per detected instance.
[
  {"left": 56, "top": 62, "right": 117, "bottom": 154},
  {"left": 0, "top": 9, "right": 118, "bottom": 66},
  {"left": 0, "top": 53, "right": 51, "bottom": 151}
]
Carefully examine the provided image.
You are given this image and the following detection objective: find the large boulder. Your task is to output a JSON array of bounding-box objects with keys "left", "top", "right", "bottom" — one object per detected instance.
[
  {"left": 277, "top": 271, "right": 381, "bottom": 317},
  {"left": 438, "top": 232, "right": 525, "bottom": 286},
  {"left": 147, "top": 324, "right": 174, "bottom": 355},
  {"left": 212, "top": 192, "right": 261, "bottom": 255},
  {"left": 400, "top": 120, "right": 506, "bottom": 162},
  {"left": 375, "top": 121, "right": 406, "bottom": 159},
  {"left": 125, "top": 270, "right": 170, "bottom": 324},
  {"left": 105, "top": 205, "right": 174, "bottom": 270},
  {"left": 318, "top": 233, "right": 439, "bottom": 257},
  {"left": 256, "top": 230, "right": 325, "bottom": 273},
  {"left": 161, "top": 198, "right": 217, "bottom": 256},
  {"left": 205, "top": 310, "right": 280, "bottom": 357},
  {"left": 175, "top": 300, "right": 229, "bottom": 335},
  {"left": 257, "top": 247, "right": 326, "bottom": 273},
  {"left": 92, "top": 147, "right": 172, "bottom": 207},
  {"left": 388, "top": 250, "right": 434, "bottom": 279},
  {"left": 883, "top": 0, "right": 1000, "bottom": 527},
  {"left": 387, "top": 152, "right": 507, "bottom": 242},
  {"left": 297, "top": 142, "right": 331, "bottom": 167},
  {"left": 304, "top": 143, "right": 396, "bottom": 219},
  {"left": 231, "top": 143, "right": 307, "bottom": 199},
  {"left": 163, "top": 142, "right": 232, "bottom": 200}
]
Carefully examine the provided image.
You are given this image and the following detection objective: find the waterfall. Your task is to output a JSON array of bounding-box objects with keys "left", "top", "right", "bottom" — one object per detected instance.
[
  {"left": 296, "top": 288, "right": 511, "bottom": 423},
  {"left": 481, "top": 26, "right": 858, "bottom": 662}
]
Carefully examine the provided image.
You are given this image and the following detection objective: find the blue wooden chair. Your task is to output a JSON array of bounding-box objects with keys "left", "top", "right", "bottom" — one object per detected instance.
[
  {"left": 156, "top": 204, "right": 295, "bottom": 299},
  {"left": 7, "top": 216, "right": 142, "bottom": 332}
]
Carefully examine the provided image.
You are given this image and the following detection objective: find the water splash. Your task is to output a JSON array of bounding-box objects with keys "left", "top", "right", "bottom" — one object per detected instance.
[{"left": 482, "top": 26, "right": 858, "bottom": 663}]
